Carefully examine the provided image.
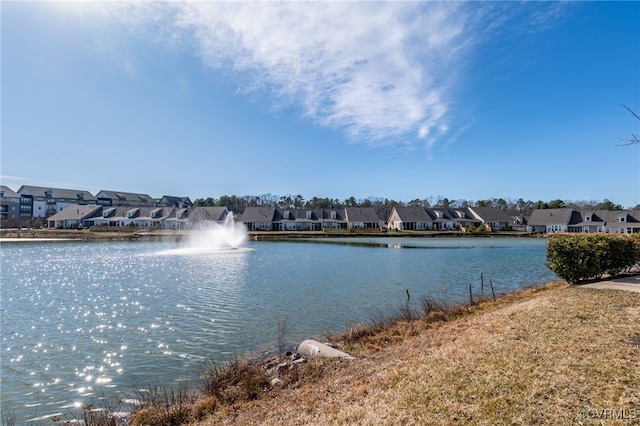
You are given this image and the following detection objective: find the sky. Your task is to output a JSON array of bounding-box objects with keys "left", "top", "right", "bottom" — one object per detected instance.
[{"left": 2, "top": 1, "right": 639, "bottom": 208}]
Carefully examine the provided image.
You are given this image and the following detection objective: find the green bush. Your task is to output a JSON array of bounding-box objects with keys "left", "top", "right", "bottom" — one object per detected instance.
[
  {"left": 601, "top": 234, "right": 637, "bottom": 276},
  {"left": 546, "top": 234, "right": 639, "bottom": 284}
]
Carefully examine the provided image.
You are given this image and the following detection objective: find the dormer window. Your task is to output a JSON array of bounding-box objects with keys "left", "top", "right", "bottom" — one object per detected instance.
[
  {"left": 151, "top": 208, "right": 162, "bottom": 218},
  {"left": 586, "top": 216, "right": 591, "bottom": 221},
  {"left": 284, "top": 210, "right": 291, "bottom": 220},
  {"left": 306, "top": 211, "right": 312, "bottom": 219},
  {"left": 619, "top": 216, "right": 626, "bottom": 222},
  {"left": 45, "top": 190, "right": 53, "bottom": 198},
  {"left": 330, "top": 211, "right": 337, "bottom": 219},
  {"left": 127, "top": 208, "right": 139, "bottom": 218}
]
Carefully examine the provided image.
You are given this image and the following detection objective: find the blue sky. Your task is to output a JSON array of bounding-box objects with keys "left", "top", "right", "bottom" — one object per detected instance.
[{"left": 2, "top": 1, "right": 639, "bottom": 208}]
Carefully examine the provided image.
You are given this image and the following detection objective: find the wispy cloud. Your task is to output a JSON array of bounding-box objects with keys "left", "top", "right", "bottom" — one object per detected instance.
[
  {"left": 0, "top": 175, "right": 102, "bottom": 193},
  {"left": 107, "top": 1, "right": 568, "bottom": 149}
]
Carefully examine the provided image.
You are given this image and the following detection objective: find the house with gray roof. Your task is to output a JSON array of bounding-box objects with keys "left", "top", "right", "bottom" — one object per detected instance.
[
  {"left": 289, "top": 209, "right": 323, "bottom": 231},
  {"left": 468, "top": 206, "right": 514, "bottom": 231},
  {"left": 89, "top": 206, "right": 116, "bottom": 227},
  {"left": 320, "top": 209, "right": 347, "bottom": 230},
  {"left": 387, "top": 206, "right": 434, "bottom": 231},
  {"left": 273, "top": 209, "right": 297, "bottom": 231},
  {"left": 161, "top": 207, "right": 191, "bottom": 229},
  {"left": 241, "top": 207, "right": 364, "bottom": 231},
  {"left": 345, "top": 207, "right": 380, "bottom": 229},
  {"left": 527, "top": 208, "right": 581, "bottom": 233},
  {"left": 131, "top": 207, "right": 176, "bottom": 228},
  {"left": 426, "top": 208, "right": 478, "bottom": 231},
  {"left": 240, "top": 207, "right": 278, "bottom": 231},
  {"left": 568, "top": 211, "right": 604, "bottom": 233},
  {"left": 18, "top": 185, "right": 97, "bottom": 219},
  {"left": 157, "top": 195, "right": 193, "bottom": 208},
  {"left": 88, "top": 206, "right": 150, "bottom": 227},
  {"left": 578, "top": 210, "right": 640, "bottom": 234},
  {"left": 47, "top": 205, "right": 102, "bottom": 229},
  {"left": 184, "top": 207, "right": 229, "bottom": 229},
  {"left": 601, "top": 210, "right": 640, "bottom": 233},
  {"left": 528, "top": 208, "right": 640, "bottom": 234},
  {"left": 272, "top": 209, "right": 344, "bottom": 231}
]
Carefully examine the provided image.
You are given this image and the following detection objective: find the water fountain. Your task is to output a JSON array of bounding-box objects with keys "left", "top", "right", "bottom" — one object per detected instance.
[
  {"left": 187, "top": 213, "right": 248, "bottom": 250},
  {"left": 160, "top": 213, "right": 250, "bottom": 255}
]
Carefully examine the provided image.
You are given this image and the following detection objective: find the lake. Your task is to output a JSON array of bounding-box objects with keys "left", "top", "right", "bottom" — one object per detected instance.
[{"left": 0, "top": 236, "right": 555, "bottom": 422}]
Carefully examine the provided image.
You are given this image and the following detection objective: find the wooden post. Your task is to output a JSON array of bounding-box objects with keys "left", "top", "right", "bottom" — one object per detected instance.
[
  {"left": 490, "top": 279, "right": 496, "bottom": 302},
  {"left": 469, "top": 282, "right": 474, "bottom": 306},
  {"left": 481, "top": 273, "right": 484, "bottom": 295}
]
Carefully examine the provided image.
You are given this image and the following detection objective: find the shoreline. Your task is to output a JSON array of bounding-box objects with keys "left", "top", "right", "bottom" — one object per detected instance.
[{"left": 0, "top": 228, "right": 540, "bottom": 242}]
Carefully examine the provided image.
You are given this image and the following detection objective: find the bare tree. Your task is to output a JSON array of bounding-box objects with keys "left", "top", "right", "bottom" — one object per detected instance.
[{"left": 619, "top": 104, "right": 640, "bottom": 145}]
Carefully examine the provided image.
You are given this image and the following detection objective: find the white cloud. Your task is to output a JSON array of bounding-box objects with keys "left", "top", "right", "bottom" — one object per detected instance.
[{"left": 107, "top": 1, "right": 567, "bottom": 148}]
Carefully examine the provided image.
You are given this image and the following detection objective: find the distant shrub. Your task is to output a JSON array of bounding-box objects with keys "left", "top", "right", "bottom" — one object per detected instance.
[
  {"left": 546, "top": 234, "right": 640, "bottom": 284},
  {"left": 465, "top": 224, "right": 488, "bottom": 234}
]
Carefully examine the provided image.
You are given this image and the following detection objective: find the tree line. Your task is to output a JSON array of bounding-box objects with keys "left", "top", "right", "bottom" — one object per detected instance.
[{"left": 194, "top": 194, "right": 636, "bottom": 218}]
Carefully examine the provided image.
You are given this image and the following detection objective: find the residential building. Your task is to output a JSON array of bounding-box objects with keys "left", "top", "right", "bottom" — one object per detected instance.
[
  {"left": 184, "top": 207, "right": 229, "bottom": 229},
  {"left": 0, "top": 186, "right": 21, "bottom": 224},
  {"left": 130, "top": 207, "right": 176, "bottom": 228},
  {"left": 468, "top": 206, "right": 514, "bottom": 231},
  {"left": 427, "top": 208, "right": 476, "bottom": 231},
  {"left": 17, "top": 185, "right": 97, "bottom": 220},
  {"left": 48, "top": 205, "right": 230, "bottom": 230},
  {"left": 240, "top": 207, "right": 379, "bottom": 231},
  {"left": 156, "top": 195, "right": 193, "bottom": 208},
  {"left": 95, "top": 190, "right": 155, "bottom": 207},
  {"left": 528, "top": 209, "right": 640, "bottom": 234},
  {"left": 47, "top": 205, "right": 102, "bottom": 229},
  {"left": 344, "top": 207, "right": 380, "bottom": 229},
  {"left": 240, "top": 207, "right": 277, "bottom": 231},
  {"left": 527, "top": 208, "right": 580, "bottom": 233},
  {"left": 387, "top": 206, "right": 434, "bottom": 231}
]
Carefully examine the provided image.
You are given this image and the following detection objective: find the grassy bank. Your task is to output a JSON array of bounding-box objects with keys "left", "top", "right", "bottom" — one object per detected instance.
[{"left": 121, "top": 281, "right": 639, "bottom": 425}]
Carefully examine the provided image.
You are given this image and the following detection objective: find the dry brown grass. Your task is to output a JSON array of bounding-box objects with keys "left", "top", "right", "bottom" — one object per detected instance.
[{"left": 186, "top": 282, "right": 639, "bottom": 425}]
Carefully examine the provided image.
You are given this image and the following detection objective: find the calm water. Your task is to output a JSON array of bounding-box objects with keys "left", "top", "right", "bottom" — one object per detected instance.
[{"left": 0, "top": 237, "right": 554, "bottom": 422}]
